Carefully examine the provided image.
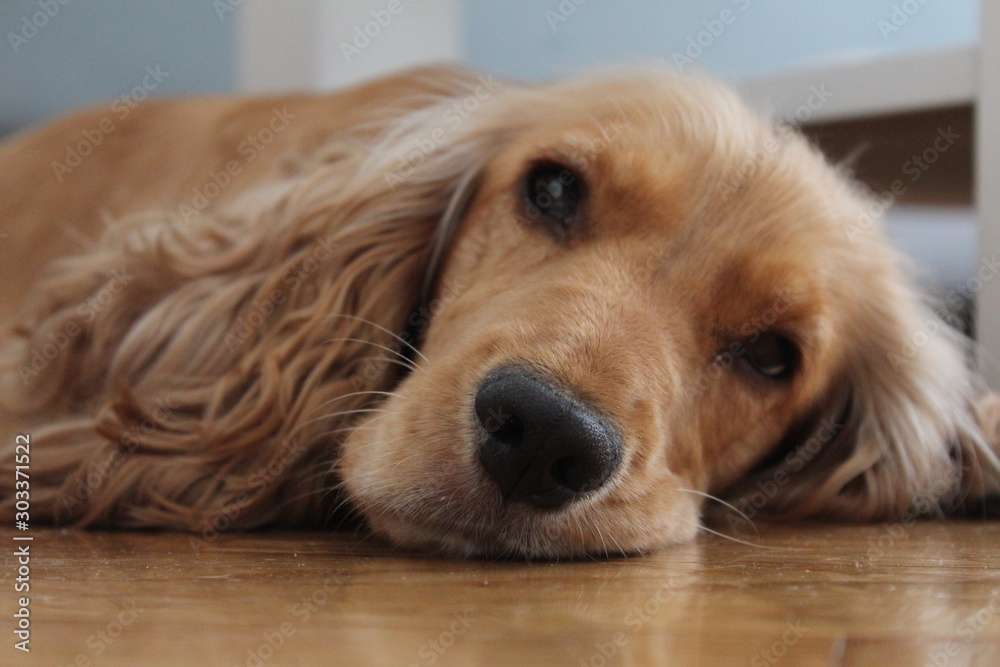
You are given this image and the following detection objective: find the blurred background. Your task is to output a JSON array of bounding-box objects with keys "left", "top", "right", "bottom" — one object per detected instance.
[{"left": 2, "top": 0, "right": 997, "bottom": 371}]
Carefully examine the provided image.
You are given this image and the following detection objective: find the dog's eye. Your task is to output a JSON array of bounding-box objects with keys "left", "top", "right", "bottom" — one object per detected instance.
[
  {"left": 522, "top": 161, "right": 584, "bottom": 234},
  {"left": 743, "top": 332, "right": 798, "bottom": 379}
]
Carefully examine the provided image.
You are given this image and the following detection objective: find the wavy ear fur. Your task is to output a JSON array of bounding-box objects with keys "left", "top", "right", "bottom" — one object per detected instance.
[
  {"left": 0, "top": 80, "right": 505, "bottom": 530},
  {"left": 722, "top": 259, "right": 1000, "bottom": 529}
]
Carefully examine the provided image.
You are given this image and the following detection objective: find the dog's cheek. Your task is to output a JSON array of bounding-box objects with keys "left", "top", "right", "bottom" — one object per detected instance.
[
  {"left": 338, "top": 377, "right": 477, "bottom": 516},
  {"left": 336, "top": 412, "right": 391, "bottom": 516},
  {"left": 338, "top": 399, "right": 432, "bottom": 518}
]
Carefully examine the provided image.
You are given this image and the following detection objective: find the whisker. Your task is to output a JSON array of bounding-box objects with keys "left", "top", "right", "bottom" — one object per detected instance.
[
  {"left": 307, "top": 390, "right": 402, "bottom": 417},
  {"left": 674, "top": 487, "right": 759, "bottom": 535},
  {"left": 312, "top": 406, "right": 384, "bottom": 422},
  {"left": 592, "top": 520, "right": 610, "bottom": 558},
  {"left": 292, "top": 465, "right": 342, "bottom": 491},
  {"left": 322, "top": 337, "right": 419, "bottom": 372},
  {"left": 326, "top": 313, "right": 430, "bottom": 364},
  {"left": 332, "top": 410, "right": 393, "bottom": 431},
  {"left": 342, "top": 354, "right": 417, "bottom": 374},
  {"left": 278, "top": 477, "right": 341, "bottom": 513},
  {"left": 285, "top": 406, "right": 388, "bottom": 444},
  {"left": 290, "top": 397, "right": 388, "bottom": 438},
  {"left": 676, "top": 516, "right": 781, "bottom": 550},
  {"left": 605, "top": 524, "right": 629, "bottom": 558}
]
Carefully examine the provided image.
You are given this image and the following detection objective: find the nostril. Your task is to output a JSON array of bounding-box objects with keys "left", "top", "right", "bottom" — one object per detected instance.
[
  {"left": 475, "top": 399, "right": 525, "bottom": 445},
  {"left": 492, "top": 413, "right": 523, "bottom": 446},
  {"left": 550, "top": 456, "right": 575, "bottom": 489}
]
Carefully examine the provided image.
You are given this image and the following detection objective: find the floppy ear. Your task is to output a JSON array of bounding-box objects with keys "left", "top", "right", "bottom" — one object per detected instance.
[
  {"left": 0, "top": 78, "right": 504, "bottom": 531},
  {"left": 722, "top": 266, "right": 1000, "bottom": 529}
]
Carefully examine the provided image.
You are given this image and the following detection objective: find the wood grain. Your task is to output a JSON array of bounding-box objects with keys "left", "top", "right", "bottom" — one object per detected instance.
[{"left": 2, "top": 522, "right": 1000, "bottom": 666}]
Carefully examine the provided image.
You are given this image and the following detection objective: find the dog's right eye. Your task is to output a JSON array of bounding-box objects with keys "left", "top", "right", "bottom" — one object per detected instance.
[
  {"left": 522, "top": 161, "right": 585, "bottom": 237},
  {"left": 743, "top": 332, "right": 799, "bottom": 381}
]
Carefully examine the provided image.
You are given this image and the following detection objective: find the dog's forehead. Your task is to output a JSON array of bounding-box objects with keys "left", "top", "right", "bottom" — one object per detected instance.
[
  {"left": 532, "top": 74, "right": 766, "bottom": 152},
  {"left": 513, "top": 77, "right": 844, "bottom": 222}
]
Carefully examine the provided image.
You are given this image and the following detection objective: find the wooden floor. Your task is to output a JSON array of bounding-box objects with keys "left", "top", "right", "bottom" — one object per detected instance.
[{"left": 3, "top": 521, "right": 1000, "bottom": 666}]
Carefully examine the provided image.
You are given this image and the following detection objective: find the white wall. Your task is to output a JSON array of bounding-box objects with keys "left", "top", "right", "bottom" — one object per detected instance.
[
  {"left": 239, "top": 0, "right": 463, "bottom": 93},
  {"left": 238, "top": 0, "right": 320, "bottom": 92}
]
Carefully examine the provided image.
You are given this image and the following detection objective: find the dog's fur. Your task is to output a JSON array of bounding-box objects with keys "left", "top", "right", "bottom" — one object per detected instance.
[{"left": 1, "top": 66, "right": 999, "bottom": 558}]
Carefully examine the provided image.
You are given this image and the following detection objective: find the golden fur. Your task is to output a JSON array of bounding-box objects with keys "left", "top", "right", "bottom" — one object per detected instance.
[{"left": 1, "top": 66, "right": 998, "bottom": 558}]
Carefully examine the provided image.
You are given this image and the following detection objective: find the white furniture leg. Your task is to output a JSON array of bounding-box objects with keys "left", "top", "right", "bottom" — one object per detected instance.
[{"left": 978, "top": 1, "right": 1000, "bottom": 388}]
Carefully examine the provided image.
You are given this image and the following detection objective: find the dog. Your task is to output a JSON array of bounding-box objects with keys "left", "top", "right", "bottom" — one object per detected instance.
[{"left": 1, "top": 65, "right": 998, "bottom": 558}]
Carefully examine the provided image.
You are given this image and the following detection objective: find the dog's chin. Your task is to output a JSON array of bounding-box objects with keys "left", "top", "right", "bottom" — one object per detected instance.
[
  {"left": 362, "top": 512, "right": 542, "bottom": 560},
  {"left": 349, "top": 489, "right": 703, "bottom": 560}
]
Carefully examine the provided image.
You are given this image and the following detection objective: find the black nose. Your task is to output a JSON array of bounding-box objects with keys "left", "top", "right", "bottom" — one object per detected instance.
[{"left": 474, "top": 366, "right": 623, "bottom": 510}]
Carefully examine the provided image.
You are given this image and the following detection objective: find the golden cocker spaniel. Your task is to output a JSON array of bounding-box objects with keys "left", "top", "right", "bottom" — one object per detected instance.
[{"left": 1, "top": 66, "right": 998, "bottom": 558}]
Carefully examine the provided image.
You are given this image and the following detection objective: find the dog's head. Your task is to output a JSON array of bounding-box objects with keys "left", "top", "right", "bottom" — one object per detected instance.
[{"left": 337, "top": 69, "right": 999, "bottom": 557}]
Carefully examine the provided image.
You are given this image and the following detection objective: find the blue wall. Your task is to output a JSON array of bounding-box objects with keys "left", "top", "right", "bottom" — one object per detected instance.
[
  {"left": 1, "top": 0, "right": 235, "bottom": 135},
  {"left": 464, "top": 0, "right": 979, "bottom": 81}
]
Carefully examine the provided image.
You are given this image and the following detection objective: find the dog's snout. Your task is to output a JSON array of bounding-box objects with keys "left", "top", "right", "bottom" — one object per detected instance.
[{"left": 474, "top": 367, "right": 623, "bottom": 510}]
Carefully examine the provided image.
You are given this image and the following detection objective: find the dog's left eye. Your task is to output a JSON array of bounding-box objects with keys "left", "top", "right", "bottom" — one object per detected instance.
[
  {"left": 743, "top": 332, "right": 798, "bottom": 380},
  {"left": 522, "top": 161, "right": 585, "bottom": 235}
]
